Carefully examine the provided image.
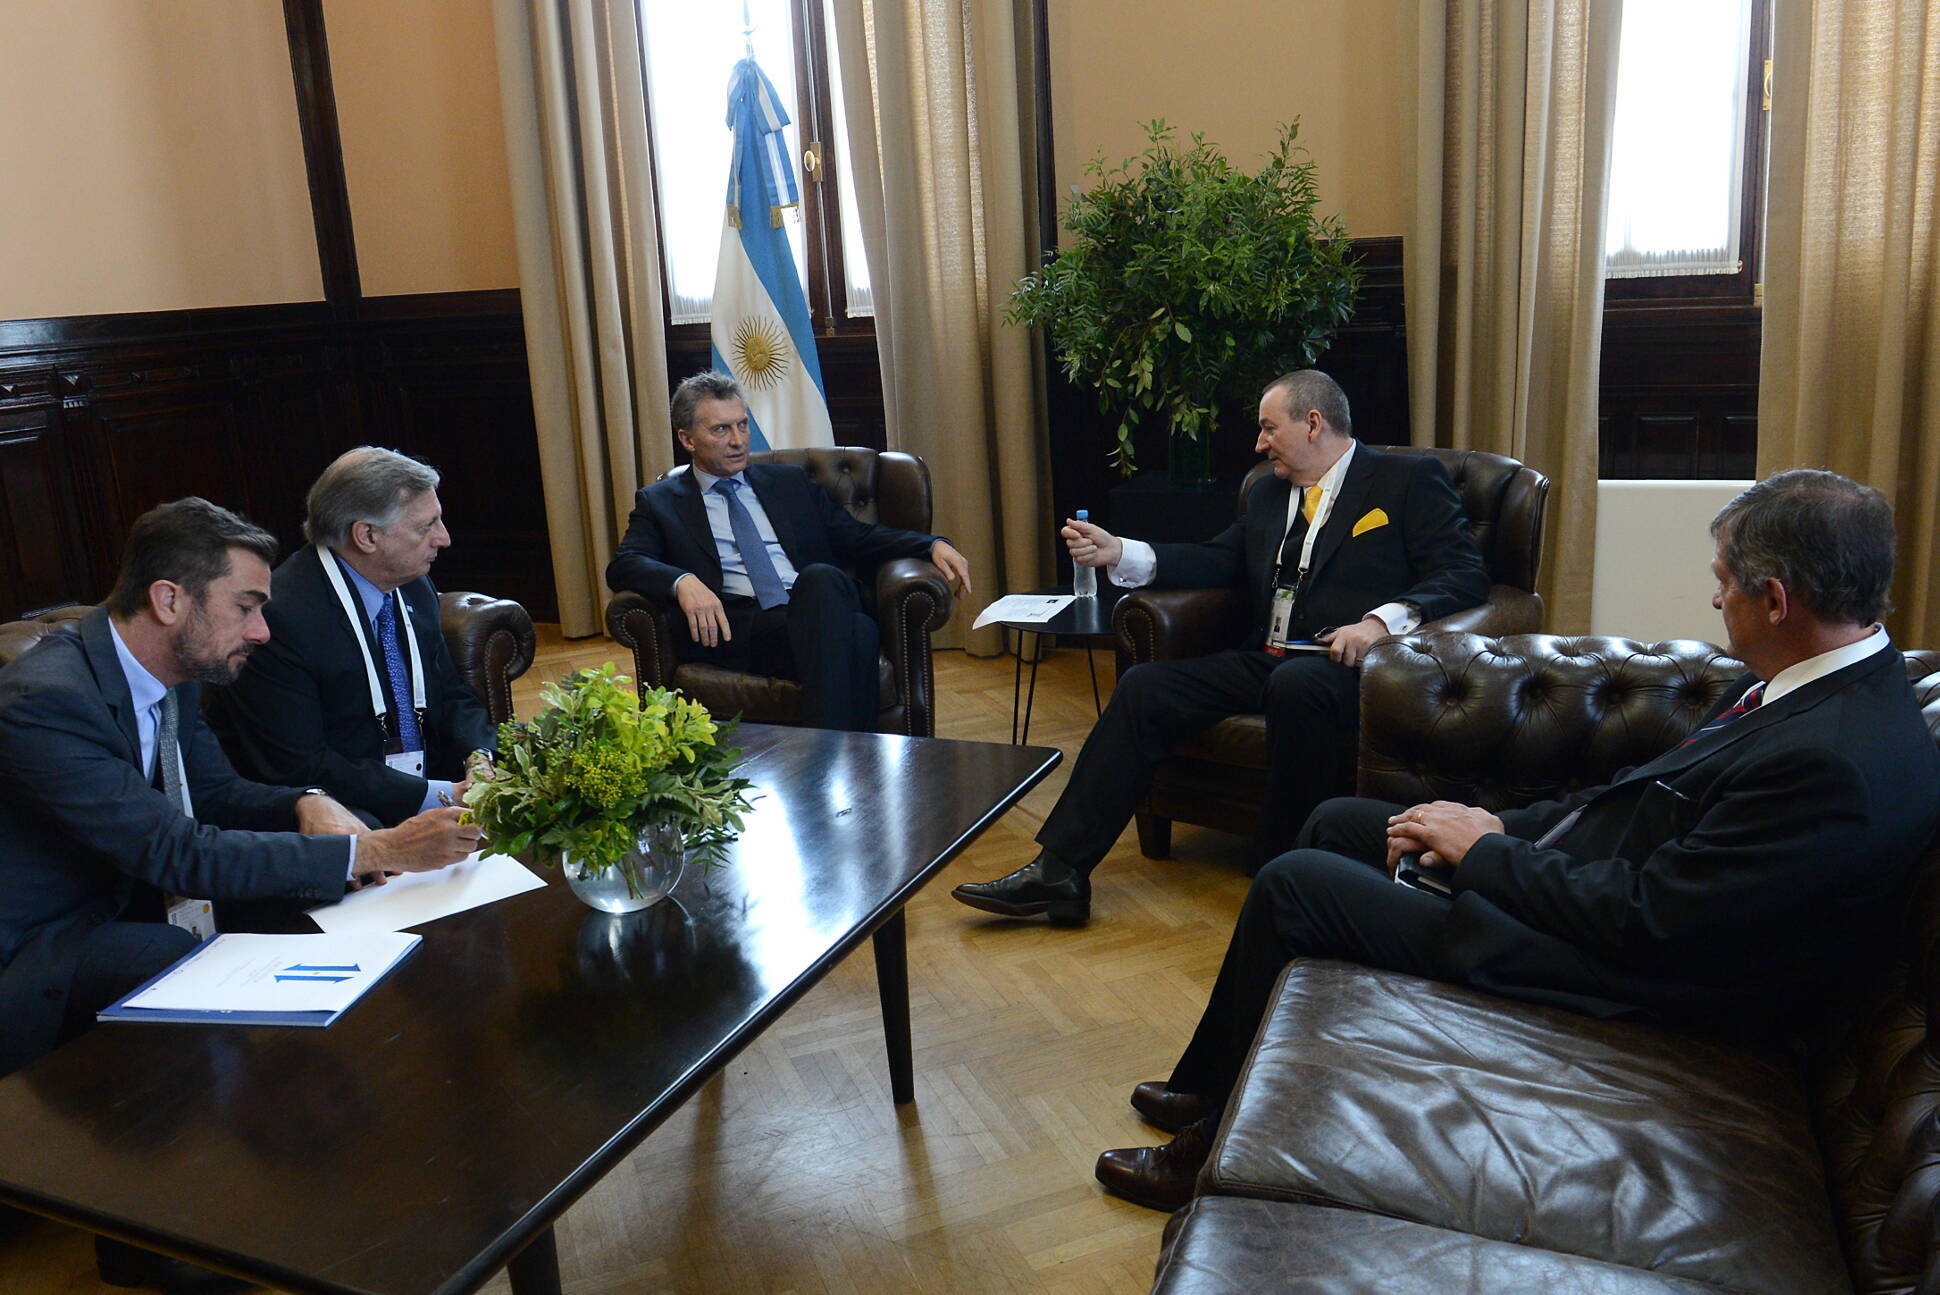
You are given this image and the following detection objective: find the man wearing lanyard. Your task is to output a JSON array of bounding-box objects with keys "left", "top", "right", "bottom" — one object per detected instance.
[
  {"left": 953, "top": 370, "right": 1490, "bottom": 924},
  {"left": 211, "top": 448, "right": 498, "bottom": 827},
  {"left": 0, "top": 498, "right": 477, "bottom": 1291}
]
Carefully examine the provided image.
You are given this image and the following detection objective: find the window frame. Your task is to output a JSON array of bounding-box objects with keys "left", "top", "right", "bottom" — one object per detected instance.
[
  {"left": 1603, "top": 0, "right": 1771, "bottom": 308},
  {"left": 640, "top": 0, "right": 873, "bottom": 344}
]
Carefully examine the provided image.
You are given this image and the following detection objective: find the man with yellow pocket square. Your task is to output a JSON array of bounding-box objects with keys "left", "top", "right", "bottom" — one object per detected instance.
[{"left": 954, "top": 370, "right": 1489, "bottom": 922}]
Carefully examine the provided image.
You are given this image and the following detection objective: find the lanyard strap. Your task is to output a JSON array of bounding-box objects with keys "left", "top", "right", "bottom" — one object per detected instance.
[{"left": 315, "top": 545, "right": 427, "bottom": 735}]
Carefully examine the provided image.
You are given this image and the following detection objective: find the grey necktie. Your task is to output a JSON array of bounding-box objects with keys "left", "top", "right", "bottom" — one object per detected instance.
[
  {"left": 155, "top": 690, "right": 191, "bottom": 816},
  {"left": 715, "top": 478, "right": 790, "bottom": 609}
]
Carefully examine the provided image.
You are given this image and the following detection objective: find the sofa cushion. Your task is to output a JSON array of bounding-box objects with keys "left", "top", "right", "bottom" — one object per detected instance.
[
  {"left": 1203, "top": 960, "right": 1848, "bottom": 1295},
  {"left": 1153, "top": 1196, "right": 1736, "bottom": 1295}
]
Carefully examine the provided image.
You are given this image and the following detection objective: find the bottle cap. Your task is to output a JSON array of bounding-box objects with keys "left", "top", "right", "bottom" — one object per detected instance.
[{"left": 1076, "top": 509, "right": 1089, "bottom": 521}]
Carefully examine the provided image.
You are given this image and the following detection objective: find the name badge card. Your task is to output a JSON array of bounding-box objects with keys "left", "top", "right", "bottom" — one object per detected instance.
[{"left": 386, "top": 750, "right": 427, "bottom": 777}]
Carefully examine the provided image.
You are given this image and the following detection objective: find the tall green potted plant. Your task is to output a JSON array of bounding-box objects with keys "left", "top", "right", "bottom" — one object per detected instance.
[{"left": 1009, "top": 119, "right": 1360, "bottom": 481}]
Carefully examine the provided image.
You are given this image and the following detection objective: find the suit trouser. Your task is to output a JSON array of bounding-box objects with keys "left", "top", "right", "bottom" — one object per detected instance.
[
  {"left": 1165, "top": 797, "right": 1450, "bottom": 1103},
  {"left": 1034, "top": 647, "right": 1362, "bottom": 873},
  {"left": 686, "top": 564, "right": 879, "bottom": 732},
  {"left": 57, "top": 921, "right": 199, "bottom": 1051}
]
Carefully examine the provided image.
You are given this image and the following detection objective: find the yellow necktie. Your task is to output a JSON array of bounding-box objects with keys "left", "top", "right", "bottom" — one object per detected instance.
[{"left": 1302, "top": 485, "right": 1322, "bottom": 526}]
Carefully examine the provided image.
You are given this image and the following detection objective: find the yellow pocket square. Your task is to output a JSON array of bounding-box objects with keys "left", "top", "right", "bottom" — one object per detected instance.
[{"left": 1351, "top": 508, "right": 1390, "bottom": 538}]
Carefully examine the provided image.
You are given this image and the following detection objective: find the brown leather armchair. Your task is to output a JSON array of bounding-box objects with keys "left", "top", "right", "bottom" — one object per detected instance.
[
  {"left": 0, "top": 593, "right": 536, "bottom": 726},
  {"left": 603, "top": 447, "right": 954, "bottom": 737},
  {"left": 1115, "top": 445, "right": 1551, "bottom": 856}
]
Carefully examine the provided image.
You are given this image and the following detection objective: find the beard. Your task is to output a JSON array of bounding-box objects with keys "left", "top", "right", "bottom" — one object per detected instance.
[{"left": 173, "top": 603, "right": 253, "bottom": 685}]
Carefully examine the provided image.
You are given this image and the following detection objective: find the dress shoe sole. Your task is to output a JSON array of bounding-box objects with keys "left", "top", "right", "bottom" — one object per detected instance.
[
  {"left": 949, "top": 888, "right": 1089, "bottom": 925},
  {"left": 1131, "top": 1101, "right": 1188, "bottom": 1135}
]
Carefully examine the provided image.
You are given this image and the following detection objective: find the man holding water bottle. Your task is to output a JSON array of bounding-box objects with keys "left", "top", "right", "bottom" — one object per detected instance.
[{"left": 953, "top": 370, "right": 1488, "bottom": 923}]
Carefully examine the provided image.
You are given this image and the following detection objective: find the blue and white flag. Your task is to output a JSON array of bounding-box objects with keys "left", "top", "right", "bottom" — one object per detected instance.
[{"left": 710, "top": 56, "right": 833, "bottom": 450}]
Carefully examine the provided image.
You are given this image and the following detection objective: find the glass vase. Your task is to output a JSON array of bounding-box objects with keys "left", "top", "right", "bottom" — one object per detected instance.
[{"left": 563, "top": 821, "right": 687, "bottom": 914}]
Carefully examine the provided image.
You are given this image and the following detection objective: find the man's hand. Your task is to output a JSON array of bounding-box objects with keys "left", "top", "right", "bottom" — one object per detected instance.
[
  {"left": 674, "top": 573, "right": 732, "bottom": 648},
  {"left": 1318, "top": 614, "right": 1392, "bottom": 668},
  {"left": 358, "top": 807, "right": 481, "bottom": 875},
  {"left": 1061, "top": 517, "right": 1124, "bottom": 570},
  {"left": 1385, "top": 800, "right": 1505, "bottom": 872},
  {"left": 295, "top": 792, "right": 368, "bottom": 837},
  {"left": 930, "top": 540, "right": 973, "bottom": 597}
]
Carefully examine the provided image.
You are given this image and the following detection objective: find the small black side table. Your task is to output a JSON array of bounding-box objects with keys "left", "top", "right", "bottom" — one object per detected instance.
[{"left": 995, "top": 583, "right": 1120, "bottom": 744}]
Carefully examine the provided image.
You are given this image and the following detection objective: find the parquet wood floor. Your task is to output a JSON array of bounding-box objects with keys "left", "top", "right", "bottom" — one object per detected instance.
[{"left": 4, "top": 631, "right": 1257, "bottom": 1294}]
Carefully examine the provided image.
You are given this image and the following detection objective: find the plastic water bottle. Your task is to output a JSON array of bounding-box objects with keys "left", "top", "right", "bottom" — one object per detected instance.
[{"left": 1072, "top": 509, "right": 1098, "bottom": 599}]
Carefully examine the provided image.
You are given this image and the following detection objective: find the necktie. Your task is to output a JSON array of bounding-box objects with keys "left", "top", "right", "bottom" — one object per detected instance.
[
  {"left": 715, "top": 478, "right": 790, "bottom": 610},
  {"left": 1302, "top": 485, "right": 1322, "bottom": 525},
  {"left": 375, "top": 597, "right": 423, "bottom": 753},
  {"left": 1680, "top": 681, "right": 1766, "bottom": 747},
  {"left": 155, "top": 690, "right": 191, "bottom": 816}
]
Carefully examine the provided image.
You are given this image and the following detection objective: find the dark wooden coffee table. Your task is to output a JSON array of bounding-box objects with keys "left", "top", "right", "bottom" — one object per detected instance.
[{"left": 0, "top": 724, "right": 1059, "bottom": 1295}]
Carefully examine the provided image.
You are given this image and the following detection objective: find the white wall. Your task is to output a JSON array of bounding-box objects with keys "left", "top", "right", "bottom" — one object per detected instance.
[{"left": 1591, "top": 480, "right": 1753, "bottom": 644}]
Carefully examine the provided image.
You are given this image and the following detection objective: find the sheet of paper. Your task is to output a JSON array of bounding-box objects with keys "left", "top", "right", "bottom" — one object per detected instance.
[
  {"left": 307, "top": 850, "right": 547, "bottom": 934},
  {"left": 124, "top": 932, "right": 418, "bottom": 1014},
  {"left": 972, "top": 593, "right": 1075, "bottom": 630}
]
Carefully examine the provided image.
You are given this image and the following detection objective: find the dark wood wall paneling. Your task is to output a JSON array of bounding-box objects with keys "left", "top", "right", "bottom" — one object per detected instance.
[
  {"left": 0, "top": 297, "right": 551, "bottom": 623},
  {"left": 1599, "top": 300, "right": 1759, "bottom": 480}
]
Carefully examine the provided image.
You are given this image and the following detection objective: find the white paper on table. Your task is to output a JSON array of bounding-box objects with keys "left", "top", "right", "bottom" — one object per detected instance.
[
  {"left": 972, "top": 593, "right": 1075, "bottom": 630},
  {"left": 124, "top": 932, "right": 419, "bottom": 1014},
  {"left": 306, "top": 850, "right": 546, "bottom": 934}
]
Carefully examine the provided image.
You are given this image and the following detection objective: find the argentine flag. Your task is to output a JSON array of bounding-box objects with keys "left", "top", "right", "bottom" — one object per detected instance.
[{"left": 710, "top": 56, "right": 833, "bottom": 450}]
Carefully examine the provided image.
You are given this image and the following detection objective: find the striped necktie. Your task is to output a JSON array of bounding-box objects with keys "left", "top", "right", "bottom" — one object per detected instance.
[{"left": 1681, "top": 681, "right": 1766, "bottom": 746}]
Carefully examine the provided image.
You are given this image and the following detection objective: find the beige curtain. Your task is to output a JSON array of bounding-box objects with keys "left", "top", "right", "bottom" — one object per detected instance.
[
  {"left": 494, "top": 0, "right": 671, "bottom": 638},
  {"left": 1407, "top": 0, "right": 1624, "bottom": 635},
  {"left": 828, "top": 0, "right": 1049, "bottom": 654},
  {"left": 1760, "top": 0, "right": 1940, "bottom": 645}
]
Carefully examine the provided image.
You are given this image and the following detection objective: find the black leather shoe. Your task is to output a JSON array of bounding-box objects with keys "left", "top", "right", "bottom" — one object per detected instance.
[
  {"left": 1095, "top": 1116, "right": 1216, "bottom": 1212},
  {"left": 1130, "top": 1081, "right": 1219, "bottom": 1134},
  {"left": 950, "top": 854, "right": 1090, "bottom": 924},
  {"left": 95, "top": 1237, "right": 256, "bottom": 1295}
]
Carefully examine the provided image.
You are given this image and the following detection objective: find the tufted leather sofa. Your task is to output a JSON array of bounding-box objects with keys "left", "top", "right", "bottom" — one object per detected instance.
[
  {"left": 603, "top": 447, "right": 955, "bottom": 737},
  {"left": 1116, "top": 445, "right": 1552, "bottom": 856},
  {"left": 0, "top": 593, "right": 536, "bottom": 727},
  {"left": 1153, "top": 632, "right": 1940, "bottom": 1295}
]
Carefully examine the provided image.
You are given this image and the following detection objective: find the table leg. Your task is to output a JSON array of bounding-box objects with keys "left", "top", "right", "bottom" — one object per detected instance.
[
  {"left": 507, "top": 1225, "right": 561, "bottom": 1295},
  {"left": 873, "top": 910, "right": 914, "bottom": 1104},
  {"left": 1020, "top": 636, "right": 1043, "bottom": 746},
  {"left": 1085, "top": 643, "right": 1102, "bottom": 715},
  {"left": 1010, "top": 632, "right": 1026, "bottom": 744}
]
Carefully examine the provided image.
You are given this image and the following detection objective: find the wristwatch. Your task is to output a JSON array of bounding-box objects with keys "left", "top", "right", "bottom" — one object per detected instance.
[{"left": 297, "top": 786, "right": 331, "bottom": 801}]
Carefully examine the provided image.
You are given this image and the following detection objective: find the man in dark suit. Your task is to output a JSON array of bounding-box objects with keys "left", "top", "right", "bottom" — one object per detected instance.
[
  {"left": 1096, "top": 468, "right": 1940, "bottom": 1212},
  {"left": 605, "top": 370, "right": 972, "bottom": 731},
  {"left": 0, "top": 498, "right": 476, "bottom": 1291},
  {"left": 210, "top": 447, "right": 497, "bottom": 827},
  {"left": 953, "top": 369, "right": 1490, "bottom": 923}
]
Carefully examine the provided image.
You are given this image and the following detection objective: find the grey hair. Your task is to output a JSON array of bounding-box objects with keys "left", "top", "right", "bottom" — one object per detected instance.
[
  {"left": 1709, "top": 468, "right": 1895, "bottom": 626},
  {"left": 1266, "top": 370, "right": 1352, "bottom": 437},
  {"left": 671, "top": 370, "right": 745, "bottom": 434},
  {"left": 304, "top": 447, "right": 441, "bottom": 548}
]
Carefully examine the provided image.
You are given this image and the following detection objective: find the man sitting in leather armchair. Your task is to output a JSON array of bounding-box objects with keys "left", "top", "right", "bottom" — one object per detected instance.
[{"left": 1094, "top": 468, "right": 1940, "bottom": 1212}]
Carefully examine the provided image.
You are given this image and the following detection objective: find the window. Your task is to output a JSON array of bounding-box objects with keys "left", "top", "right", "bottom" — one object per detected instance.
[
  {"left": 1602, "top": 0, "right": 1768, "bottom": 298},
  {"left": 638, "top": 0, "right": 871, "bottom": 331}
]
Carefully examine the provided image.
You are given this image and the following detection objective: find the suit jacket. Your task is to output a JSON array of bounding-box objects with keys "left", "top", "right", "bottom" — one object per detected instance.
[
  {"left": 0, "top": 609, "right": 350, "bottom": 1075},
  {"left": 604, "top": 463, "right": 939, "bottom": 605},
  {"left": 1446, "top": 644, "right": 1940, "bottom": 1031},
  {"left": 1149, "top": 445, "right": 1491, "bottom": 643},
  {"left": 209, "top": 546, "right": 497, "bottom": 827}
]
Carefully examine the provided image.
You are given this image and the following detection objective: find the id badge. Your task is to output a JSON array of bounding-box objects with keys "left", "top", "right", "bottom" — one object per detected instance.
[
  {"left": 1264, "top": 586, "right": 1297, "bottom": 657},
  {"left": 166, "top": 895, "right": 217, "bottom": 940},
  {"left": 386, "top": 749, "right": 427, "bottom": 777}
]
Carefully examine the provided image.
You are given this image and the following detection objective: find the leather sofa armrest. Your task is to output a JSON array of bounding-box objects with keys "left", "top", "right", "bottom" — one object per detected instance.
[
  {"left": 603, "top": 590, "right": 684, "bottom": 694},
  {"left": 1115, "top": 588, "right": 1249, "bottom": 665},
  {"left": 1419, "top": 585, "right": 1545, "bottom": 638},
  {"left": 875, "top": 557, "right": 953, "bottom": 739},
  {"left": 437, "top": 592, "right": 536, "bottom": 727}
]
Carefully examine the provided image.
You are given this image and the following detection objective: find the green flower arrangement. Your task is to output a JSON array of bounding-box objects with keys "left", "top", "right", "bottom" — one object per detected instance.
[{"left": 464, "top": 664, "right": 755, "bottom": 893}]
